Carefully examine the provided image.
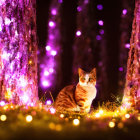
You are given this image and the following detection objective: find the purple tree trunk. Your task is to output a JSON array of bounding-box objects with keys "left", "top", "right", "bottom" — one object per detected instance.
[
  {"left": 0, "top": 0, "right": 38, "bottom": 105},
  {"left": 122, "top": 0, "right": 140, "bottom": 110}
]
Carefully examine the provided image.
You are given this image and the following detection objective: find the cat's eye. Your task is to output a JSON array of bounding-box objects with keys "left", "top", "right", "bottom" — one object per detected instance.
[{"left": 81, "top": 77, "right": 86, "bottom": 81}]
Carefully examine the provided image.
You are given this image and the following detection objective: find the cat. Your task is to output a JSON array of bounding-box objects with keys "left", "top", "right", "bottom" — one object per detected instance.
[{"left": 54, "top": 68, "right": 97, "bottom": 113}]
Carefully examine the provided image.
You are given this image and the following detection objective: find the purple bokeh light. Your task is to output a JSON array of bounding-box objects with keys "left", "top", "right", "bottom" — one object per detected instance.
[
  {"left": 58, "top": 0, "right": 63, "bottom": 3},
  {"left": 99, "top": 29, "right": 104, "bottom": 35},
  {"left": 49, "top": 21, "right": 55, "bottom": 27},
  {"left": 76, "top": 30, "right": 82, "bottom": 36},
  {"left": 98, "top": 20, "right": 104, "bottom": 26},
  {"left": 122, "top": 9, "right": 127, "bottom": 15},
  {"left": 77, "top": 6, "right": 82, "bottom": 12},
  {"left": 119, "top": 67, "right": 124, "bottom": 72},
  {"left": 46, "top": 100, "right": 52, "bottom": 105},
  {"left": 96, "top": 35, "right": 102, "bottom": 40},
  {"left": 125, "top": 43, "right": 130, "bottom": 49},
  {"left": 42, "top": 80, "right": 50, "bottom": 87},
  {"left": 50, "top": 50, "right": 57, "bottom": 56},
  {"left": 46, "top": 45, "right": 51, "bottom": 51},
  {"left": 51, "top": 9, "right": 57, "bottom": 15},
  {"left": 44, "top": 70, "right": 50, "bottom": 76},
  {"left": 97, "top": 4, "right": 103, "bottom": 10}
]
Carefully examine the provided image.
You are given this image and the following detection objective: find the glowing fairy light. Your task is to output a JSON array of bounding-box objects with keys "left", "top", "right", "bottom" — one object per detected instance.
[
  {"left": 26, "top": 115, "right": 33, "bottom": 123},
  {"left": 51, "top": 9, "right": 57, "bottom": 15},
  {"left": 99, "top": 109, "right": 104, "bottom": 114},
  {"left": 109, "top": 121, "right": 115, "bottom": 128},
  {"left": 76, "top": 30, "right": 82, "bottom": 36},
  {"left": 50, "top": 50, "right": 57, "bottom": 56},
  {"left": 125, "top": 43, "right": 130, "bottom": 48},
  {"left": 0, "top": 115, "right": 7, "bottom": 121},
  {"left": 49, "top": 21, "right": 55, "bottom": 27},
  {"left": 46, "top": 45, "right": 51, "bottom": 51},
  {"left": 98, "top": 20, "right": 104, "bottom": 26},
  {"left": 50, "top": 107, "right": 56, "bottom": 114},
  {"left": 44, "top": 71, "right": 50, "bottom": 76},
  {"left": 0, "top": 101, "right": 6, "bottom": 106},
  {"left": 77, "top": 6, "right": 82, "bottom": 12},
  {"left": 119, "top": 67, "right": 123, "bottom": 72},
  {"left": 73, "top": 119, "right": 80, "bottom": 126},
  {"left": 122, "top": 9, "right": 127, "bottom": 15},
  {"left": 125, "top": 114, "right": 130, "bottom": 119},
  {"left": 60, "top": 114, "right": 64, "bottom": 118},
  {"left": 95, "top": 113, "right": 100, "bottom": 118},
  {"left": 97, "top": 4, "right": 103, "bottom": 10},
  {"left": 46, "top": 100, "right": 52, "bottom": 105},
  {"left": 42, "top": 80, "right": 50, "bottom": 87},
  {"left": 96, "top": 35, "right": 102, "bottom": 40},
  {"left": 137, "top": 116, "right": 140, "bottom": 121}
]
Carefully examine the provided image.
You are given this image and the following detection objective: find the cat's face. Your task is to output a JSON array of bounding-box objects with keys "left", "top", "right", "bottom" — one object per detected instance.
[{"left": 78, "top": 68, "right": 96, "bottom": 87}]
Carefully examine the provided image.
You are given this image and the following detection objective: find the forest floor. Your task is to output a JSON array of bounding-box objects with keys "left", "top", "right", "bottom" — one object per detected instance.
[{"left": 0, "top": 104, "right": 140, "bottom": 140}]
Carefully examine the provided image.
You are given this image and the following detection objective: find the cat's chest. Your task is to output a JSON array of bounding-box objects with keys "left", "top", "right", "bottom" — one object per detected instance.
[{"left": 76, "top": 85, "right": 97, "bottom": 100}]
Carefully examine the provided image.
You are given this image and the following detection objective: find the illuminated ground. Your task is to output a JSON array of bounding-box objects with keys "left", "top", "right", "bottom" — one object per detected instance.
[{"left": 0, "top": 103, "right": 140, "bottom": 140}]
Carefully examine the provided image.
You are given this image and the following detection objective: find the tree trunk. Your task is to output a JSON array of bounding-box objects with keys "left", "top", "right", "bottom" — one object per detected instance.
[
  {"left": 0, "top": 0, "right": 38, "bottom": 105},
  {"left": 122, "top": 0, "right": 140, "bottom": 110}
]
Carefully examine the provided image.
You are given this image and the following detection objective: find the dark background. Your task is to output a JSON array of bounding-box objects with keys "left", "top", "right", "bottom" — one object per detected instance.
[{"left": 36, "top": 0, "right": 135, "bottom": 105}]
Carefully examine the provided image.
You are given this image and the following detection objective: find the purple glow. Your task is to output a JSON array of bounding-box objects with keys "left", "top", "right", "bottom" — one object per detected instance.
[
  {"left": 0, "top": 25, "right": 2, "bottom": 31},
  {"left": 97, "top": 4, "right": 103, "bottom": 10},
  {"left": 96, "top": 35, "right": 102, "bottom": 40},
  {"left": 77, "top": 6, "right": 82, "bottom": 12},
  {"left": 49, "top": 21, "right": 55, "bottom": 27},
  {"left": 125, "top": 43, "right": 130, "bottom": 48},
  {"left": 122, "top": 9, "right": 127, "bottom": 15},
  {"left": 46, "top": 45, "right": 51, "bottom": 51},
  {"left": 98, "top": 20, "right": 104, "bottom": 26},
  {"left": 58, "top": 0, "right": 63, "bottom": 3},
  {"left": 76, "top": 30, "right": 82, "bottom": 36},
  {"left": 44, "top": 70, "right": 50, "bottom": 76},
  {"left": 50, "top": 50, "right": 57, "bottom": 56},
  {"left": 46, "top": 100, "right": 52, "bottom": 105},
  {"left": 84, "top": 0, "right": 89, "bottom": 4},
  {"left": 99, "top": 29, "right": 104, "bottom": 35},
  {"left": 49, "top": 68, "right": 54, "bottom": 73},
  {"left": 119, "top": 67, "right": 124, "bottom": 72},
  {"left": 42, "top": 80, "right": 50, "bottom": 87},
  {"left": 51, "top": 9, "right": 57, "bottom": 15},
  {"left": 0, "top": 101, "right": 6, "bottom": 106}
]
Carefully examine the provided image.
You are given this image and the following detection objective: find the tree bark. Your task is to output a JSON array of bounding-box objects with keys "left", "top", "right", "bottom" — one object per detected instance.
[
  {"left": 0, "top": 0, "right": 38, "bottom": 105},
  {"left": 122, "top": 0, "right": 140, "bottom": 110}
]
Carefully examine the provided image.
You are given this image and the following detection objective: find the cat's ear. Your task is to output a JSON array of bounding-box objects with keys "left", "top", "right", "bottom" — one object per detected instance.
[
  {"left": 78, "top": 68, "right": 85, "bottom": 76},
  {"left": 90, "top": 68, "right": 96, "bottom": 75}
]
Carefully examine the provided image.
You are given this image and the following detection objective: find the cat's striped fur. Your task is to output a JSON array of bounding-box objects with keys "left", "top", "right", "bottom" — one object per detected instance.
[{"left": 54, "top": 68, "right": 97, "bottom": 113}]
